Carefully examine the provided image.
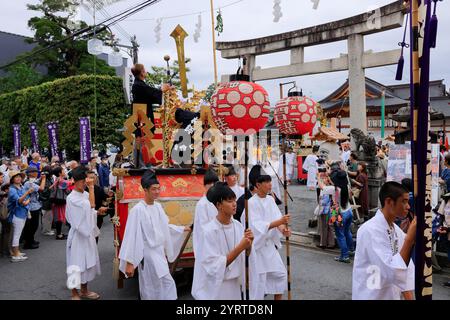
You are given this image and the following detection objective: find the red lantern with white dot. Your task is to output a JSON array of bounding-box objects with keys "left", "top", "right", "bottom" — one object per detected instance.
[
  {"left": 274, "top": 92, "right": 318, "bottom": 136},
  {"left": 211, "top": 80, "right": 271, "bottom": 135}
]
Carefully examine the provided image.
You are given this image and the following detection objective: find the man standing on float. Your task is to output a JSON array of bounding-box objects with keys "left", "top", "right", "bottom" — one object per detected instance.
[{"left": 131, "top": 64, "right": 172, "bottom": 167}]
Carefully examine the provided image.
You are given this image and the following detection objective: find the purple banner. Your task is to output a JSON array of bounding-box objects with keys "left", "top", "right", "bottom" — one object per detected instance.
[
  {"left": 12, "top": 124, "right": 21, "bottom": 157},
  {"left": 29, "top": 123, "right": 40, "bottom": 153},
  {"left": 79, "top": 117, "right": 92, "bottom": 165},
  {"left": 46, "top": 122, "right": 61, "bottom": 160}
]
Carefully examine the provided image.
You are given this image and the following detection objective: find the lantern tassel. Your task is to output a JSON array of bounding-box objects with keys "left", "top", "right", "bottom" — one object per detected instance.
[
  {"left": 396, "top": 56, "right": 405, "bottom": 81},
  {"left": 430, "top": 0, "right": 439, "bottom": 48},
  {"left": 395, "top": 13, "right": 409, "bottom": 81}
]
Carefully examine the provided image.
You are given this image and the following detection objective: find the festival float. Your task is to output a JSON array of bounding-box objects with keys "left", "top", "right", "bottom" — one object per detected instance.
[
  {"left": 111, "top": 25, "right": 272, "bottom": 289},
  {"left": 112, "top": 25, "right": 212, "bottom": 288}
]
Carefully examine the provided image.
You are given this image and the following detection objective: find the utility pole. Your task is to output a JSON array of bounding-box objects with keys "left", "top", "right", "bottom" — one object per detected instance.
[
  {"left": 131, "top": 35, "right": 139, "bottom": 64},
  {"left": 116, "top": 35, "right": 139, "bottom": 64}
]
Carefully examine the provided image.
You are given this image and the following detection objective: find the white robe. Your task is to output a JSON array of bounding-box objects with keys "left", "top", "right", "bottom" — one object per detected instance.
[
  {"left": 230, "top": 184, "right": 245, "bottom": 199},
  {"left": 66, "top": 190, "right": 101, "bottom": 285},
  {"left": 242, "top": 194, "right": 287, "bottom": 299},
  {"left": 341, "top": 150, "right": 351, "bottom": 164},
  {"left": 285, "top": 152, "right": 296, "bottom": 180},
  {"left": 192, "top": 218, "right": 245, "bottom": 300},
  {"left": 192, "top": 195, "right": 218, "bottom": 297},
  {"left": 352, "top": 209, "right": 415, "bottom": 300},
  {"left": 303, "top": 154, "right": 318, "bottom": 189},
  {"left": 119, "top": 201, "right": 185, "bottom": 300}
]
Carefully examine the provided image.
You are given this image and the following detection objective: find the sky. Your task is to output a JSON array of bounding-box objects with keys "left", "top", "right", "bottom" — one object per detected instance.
[{"left": 1, "top": 0, "right": 449, "bottom": 104}]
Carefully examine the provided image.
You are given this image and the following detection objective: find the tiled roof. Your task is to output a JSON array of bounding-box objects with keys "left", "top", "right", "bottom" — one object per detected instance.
[{"left": 311, "top": 127, "right": 349, "bottom": 142}]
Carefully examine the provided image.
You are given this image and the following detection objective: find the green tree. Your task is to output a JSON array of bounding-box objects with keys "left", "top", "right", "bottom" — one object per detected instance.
[
  {"left": 145, "top": 58, "right": 192, "bottom": 92},
  {"left": 0, "top": 75, "right": 126, "bottom": 160},
  {"left": 25, "top": 0, "right": 116, "bottom": 79},
  {"left": 0, "top": 63, "right": 43, "bottom": 94}
]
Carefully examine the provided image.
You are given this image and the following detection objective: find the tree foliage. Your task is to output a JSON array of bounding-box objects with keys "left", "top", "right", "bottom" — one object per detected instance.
[
  {"left": 145, "top": 58, "right": 192, "bottom": 92},
  {"left": 25, "top": 0, "right": 116, "bottom": 79},
  {"left": 0, "top": 75, "right": 126, "bottom": 160},
  {"left": 0, "top": 63, "right": 43, "bottom": 95}
]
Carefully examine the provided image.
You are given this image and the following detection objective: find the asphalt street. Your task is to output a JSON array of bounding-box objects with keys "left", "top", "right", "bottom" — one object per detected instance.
[{"left": 0, "top": 184, "right": 449, "bottom": 300}]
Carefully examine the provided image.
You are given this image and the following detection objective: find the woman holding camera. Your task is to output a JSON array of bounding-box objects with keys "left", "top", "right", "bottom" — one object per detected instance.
[
  {"left": 351, "top": 162, "right": 369, "bottom": 220},
  {"left": 329, "top": 163, "right": 354, "bottom": 263},
  {"left": 51, "top": 166, "right": 71, "bottom": 240},
  {"left": 317, "top": 170, "right": 336, "bottom": 249},
  {"left": 40, "top": 166, "right": 55, "bottom": 236}
]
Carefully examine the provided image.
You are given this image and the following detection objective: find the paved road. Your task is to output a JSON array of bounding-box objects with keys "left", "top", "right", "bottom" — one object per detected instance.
[{"left": 1, "top": 217, "right": 449, "bottom": 300}]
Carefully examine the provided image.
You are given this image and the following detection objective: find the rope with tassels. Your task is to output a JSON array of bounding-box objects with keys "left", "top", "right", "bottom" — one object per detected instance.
[
  {"left": 395, "top": 12, "right": 410, "bottom": 81},
  {"left": 111, "top": 215, "right": 121, "bottom": 247},
  {"left": 430, "top": 0, "right": 442, "bottom": 48}
]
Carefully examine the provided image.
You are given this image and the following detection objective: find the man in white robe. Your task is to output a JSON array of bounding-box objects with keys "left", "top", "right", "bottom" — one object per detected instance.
[
  {"left": 66, "top": 166, "right": 107, "bottom": 300},
  {"left": 285, "top": 148, "right": 296, "bottom": 184},
  {"left": 243, "top": 165, "right": 291, "bottom": 300},
  {"left": 352, "top": 181, "right": 416, "bottom": 300},
  {"left": 193, "top": 182, "right": 253, "bottom": 300},
  {"left": 302, "top": 145, "right": 319, "bottom": 190},
  {"left": 191, "top": 170, "right": 219, "bottom": 298},
  {"left": 340, "top": 142, "right": 351, "bottom": 164},
  {"left": 225, "top": 166, "right": 244, "bottom": 199},
  {"left": 119, "top": 170, "right": 188, "bottom": 300}
]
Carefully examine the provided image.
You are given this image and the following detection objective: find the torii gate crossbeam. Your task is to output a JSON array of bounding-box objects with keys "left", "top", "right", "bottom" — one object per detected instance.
[{"left": 216, "top": 0, "right": 408, "bottom": 133}]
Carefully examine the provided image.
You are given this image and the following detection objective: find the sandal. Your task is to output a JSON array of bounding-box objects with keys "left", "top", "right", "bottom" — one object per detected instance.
[
  {"left": 80, "top": 291, "right": 100, "bottom": 300},
  {"left": 71, "top": 296, "right": 81, "bottom": 300}
]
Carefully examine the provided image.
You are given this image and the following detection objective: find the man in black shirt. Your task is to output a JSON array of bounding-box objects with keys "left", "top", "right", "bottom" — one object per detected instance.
[
  {"left": 131, "top": 64, "right": 173, "bottom": 168},
  {"left": 85, "top": 171, "right": 108, "bottom": 243},
  {"left": 131, "top": 63, "right": 172, "bottom": 128}
]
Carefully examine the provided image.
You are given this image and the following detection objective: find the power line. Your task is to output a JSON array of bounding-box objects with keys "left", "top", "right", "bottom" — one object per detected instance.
[
  {"left": 82, "top": 0, "right": 132, "bottom": 41},
  {"left": 0, "top": 0, "right": 160, "bottom": 70},
  {"left": 123, "top": 0, "right": 245, "bottom": 22},
  {"left": 97, "top": 4, "right": 133, "bottom": 41}
]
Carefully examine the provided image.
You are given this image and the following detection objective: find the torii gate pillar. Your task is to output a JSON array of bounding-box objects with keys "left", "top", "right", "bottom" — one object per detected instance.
[{"left": 348, "top": 34, "right": 367, "bottom": 132}]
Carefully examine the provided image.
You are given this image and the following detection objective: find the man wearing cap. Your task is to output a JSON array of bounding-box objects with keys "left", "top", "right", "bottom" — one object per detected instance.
[
  {"left": 66, "top": 166, "right": 106, "bottom": 300},
  {"left": 98, "top": 155, "right": 110, "bottom": 190},
  {"left": 243, "top": 165, "right": 291, "bottom": 300},
  {"left": 22, "top": 166, "right": 46, "bottom": 249},
  {"left": 119, "top": 170, "right": 189, "bottom": 300}
]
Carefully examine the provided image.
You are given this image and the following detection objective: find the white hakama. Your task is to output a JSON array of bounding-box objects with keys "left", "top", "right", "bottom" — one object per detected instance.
[
  {"left": 285, "top": 153, "right": 296, "bottom": 181},
  {"left": 119, "top": 201, "right": 186, "bottom": 300},
  {"left": 352, "top": 210, "right": 415, "bottom": 300},
  {"left": 242, "top": 194, "right": 287, "bottom": 300},
  {"left": 191, "top": 195, "right": 218, "bottom": 298},
  {"left": 192, "top": 218, "right": 245, "bottom": 300},
  {"left": 66, "top": 191, "right": 101, "bottom": 284}
]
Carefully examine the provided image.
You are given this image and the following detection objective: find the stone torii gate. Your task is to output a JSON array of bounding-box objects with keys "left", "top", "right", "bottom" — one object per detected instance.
[{"left": 216, "top": 0, "right": 408, "bottom": 133}]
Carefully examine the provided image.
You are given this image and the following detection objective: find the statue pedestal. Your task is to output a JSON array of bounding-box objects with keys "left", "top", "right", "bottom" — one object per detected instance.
[{"left": 366, "top": 159, "right": 385, "bottom": 211}]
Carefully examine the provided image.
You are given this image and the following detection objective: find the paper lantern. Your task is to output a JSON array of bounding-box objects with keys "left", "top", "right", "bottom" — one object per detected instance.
[
  {"left": 108, "top": 50, "right": 123, "bottom": 67},
  {"left": 274, "top": 94, "right": 318, "bottom": 135},
  {"left": 211, "top": 81, "right": 270, "bottom": 135},
  {"left": 87, "top": 38, "right": 103, "bottom": 55}
]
